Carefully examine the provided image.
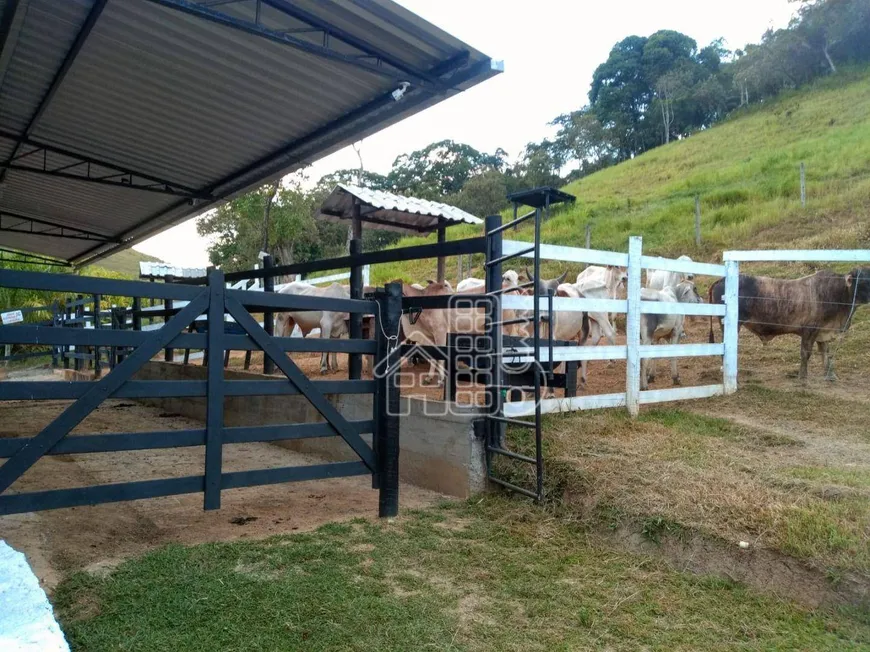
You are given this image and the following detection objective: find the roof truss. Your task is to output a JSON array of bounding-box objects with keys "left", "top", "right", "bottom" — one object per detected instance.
[
  {"left": 0, "top": 0, "right": 108, "bottom": 188},
  {"left": 0, "top": 211, "right": 119, "bottom": 243},
  {"left": 0, "top": 130, "right": 212, "bottom": 199},
  {"left": 147, "top": 0, "right": 450, "bottom": 90}
]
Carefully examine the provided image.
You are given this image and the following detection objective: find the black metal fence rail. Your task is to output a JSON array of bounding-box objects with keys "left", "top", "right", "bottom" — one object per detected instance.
[{"left": 0, "top": 268, "right": 402, "bottom": 519}]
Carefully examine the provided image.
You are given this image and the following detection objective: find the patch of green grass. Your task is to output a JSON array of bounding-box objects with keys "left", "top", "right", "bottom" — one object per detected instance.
[
  {"left": 641, "top": 515, "right": 688, "bottom": 544},
  {"left": 639, "top": 409, "right": 742, "bottom": 439},
  {"left": 787, "top": 467, "right": 870, "bottom": 489},
  {"left": 778, "top": 499, "right": 870, "bottom": 568},
  {"left": 54, "top": 501, "right": 870, "bottom": 651}
]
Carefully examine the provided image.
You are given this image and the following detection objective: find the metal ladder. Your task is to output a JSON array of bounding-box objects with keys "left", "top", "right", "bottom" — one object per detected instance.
[{"left": 482, "top": 197, "right": 554, "bottom": 502}]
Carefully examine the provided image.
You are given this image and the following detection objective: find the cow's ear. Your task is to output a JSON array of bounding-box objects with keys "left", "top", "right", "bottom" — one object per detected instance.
[{"left": 846, "top": 273, "right": 855, "bottom": 288}]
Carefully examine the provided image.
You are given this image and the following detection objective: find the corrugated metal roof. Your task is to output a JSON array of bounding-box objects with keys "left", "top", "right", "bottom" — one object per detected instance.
[
  {"left": 0, "top": 0, "right": 501, "bottom": 266},
  {"left": 317, "top": 183, "right": 482, "bottom": 234},
  {"left": 139, "top": 261, "right": 207, "bottom": 279}
]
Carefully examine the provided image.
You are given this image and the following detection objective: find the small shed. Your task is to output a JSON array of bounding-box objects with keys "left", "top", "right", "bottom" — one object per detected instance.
[{"left": 316, "top": 184, "right": 482, "bottom": 281}]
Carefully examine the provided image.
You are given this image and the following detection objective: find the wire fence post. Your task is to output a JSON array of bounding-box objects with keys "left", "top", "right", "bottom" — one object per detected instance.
[
  {"left": 625, "top": 236, "right": 642, "bottom": 417},
  {"left": 262, "top": 254, "right": 275, "bottom": 375},
  {"left": 723, "top": 259, "right": 739, "bottom": 394},
  {"left": 376, "top": 281, "right": 402, "bottom": 518},
  {"left": 800, "top": 162, "right": 806, "bottom": 207},
  {"left": 349, "top": 239, "right": 363, "bottom": 380},
  {"left": 585, "top": 223, "right": 591, "bottom": 249},
  {"left": 694, "top": 195, "right": 701, "bottom": 247}
]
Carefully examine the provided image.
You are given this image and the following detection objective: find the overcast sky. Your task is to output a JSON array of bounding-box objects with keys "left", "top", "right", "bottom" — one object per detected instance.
[{"left": 135, "top": 0, "right": 797, "bottom": 266}]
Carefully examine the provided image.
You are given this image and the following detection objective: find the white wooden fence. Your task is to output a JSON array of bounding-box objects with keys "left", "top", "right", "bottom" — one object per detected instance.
[{"left": 499, "top": 236, "right": 737, "bottom": 417}]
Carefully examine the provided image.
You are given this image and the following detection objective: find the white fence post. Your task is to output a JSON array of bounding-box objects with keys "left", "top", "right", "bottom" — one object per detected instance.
[
  {"left": 723, "top": 259, "right": 739, "bottom": 394},
  {"left": 362, "top": 265, "right": 370, "bottom": 288},
  {"left": 625, "top": 236, "right": 642, "bottom": 417}
]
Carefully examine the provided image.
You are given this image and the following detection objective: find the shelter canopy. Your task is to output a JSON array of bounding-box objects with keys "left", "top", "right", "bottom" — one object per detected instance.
[
  {"left": 0, "top": 0, "right": 501, "bottom": 266},
  {"left": 316, "top": 183, "right": 482, "bottom": 234}
]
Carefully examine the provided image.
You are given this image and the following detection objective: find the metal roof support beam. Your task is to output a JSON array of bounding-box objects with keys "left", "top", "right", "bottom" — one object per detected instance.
[
  {"left": 0, "top": 0, "right": 108, "bottom": 186},
  {"left": 145, "top": 0, "right": 446, "bottom": 90},
  {"left": 0, "top": 211, "right": 119, "bottom": 243},
  {"left": 0, "top": 247, "right": 71, "bottom": 268},
  {"left": 0, "top": 129, "right": 211, "bottom": 199},
  {"left": 260, "top": 0, "right": 444, "bottom": 88}
]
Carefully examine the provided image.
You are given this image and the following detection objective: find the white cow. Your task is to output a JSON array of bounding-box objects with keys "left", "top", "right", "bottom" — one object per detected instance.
[
  {"left": 571, "top": 281, "right": 617, "bottom": 346},
  {"left": 456, "top": 277, "right": 485, "bottom": 292},
  {"left": 646, "top": 255, "right": 695, "bottom": 290},
  {"left": 576, "top": 265, "right": 626, "bottom": 323},
  {"left": 456, "top": 270, "right": 520, "bottom": 292},
  {"left": 274, "top": 282, "right": 349, "bottom": 374},
  {"left": 639, "top": 280, "right": 702, "bottom": 389}
]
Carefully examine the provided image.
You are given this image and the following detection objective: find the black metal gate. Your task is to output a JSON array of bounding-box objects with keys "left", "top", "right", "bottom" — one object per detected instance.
[
  {"left": 481, "top": 188, "right": 575, "bottom": 502},
  {"left": 0, "top": 268, "right": 402, "bottom": 517}
]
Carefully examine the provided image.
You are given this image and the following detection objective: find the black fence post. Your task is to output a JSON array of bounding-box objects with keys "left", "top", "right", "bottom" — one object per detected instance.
[
  {"left": 372, "top": 286, "right": 385, "bottom": 491},
  {"left": 62, "top": 302, "right": 70, "bottom": 369},
  {"left": 93, "top": 294, "right": 101, "bottom": 377},
  {"left": 51, "top": 301, "right": 60, "bottom": 368},
  {"left": 349, "top": 239, "right": 363, "bottom": 380},
  {"left": 74, "top": 295, "right": 83, "bottom": 372},
  {"left": 164, "top": 275, "right": 174, "bottom": 362},
  {"left": 484, "top": 214, "right": 504, "bottom": 453},
  {"left": 377, "top": 281, "right": 401, "bottom": 518},
  {"left": 204, "top": 269, "right": 225, "bottom": 510},
  {"left": 131, "top": 296, "right": 141, "bottom": 365},
  {"left": 262, "top": 255, "right": 275, "bottom": 375}
]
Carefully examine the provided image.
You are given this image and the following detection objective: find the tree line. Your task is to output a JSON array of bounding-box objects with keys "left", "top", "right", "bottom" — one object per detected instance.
[{"left": 198, "top": 0, "right": 870, "bottom": 271}]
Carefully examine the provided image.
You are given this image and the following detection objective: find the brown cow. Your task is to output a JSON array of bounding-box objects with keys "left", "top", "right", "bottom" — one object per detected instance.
[
  {"left": 399, "top": 281, "right": 453, "bottom": 385},
  {"left": 709, "top": 269, "right": 870, "bottom": 381}
]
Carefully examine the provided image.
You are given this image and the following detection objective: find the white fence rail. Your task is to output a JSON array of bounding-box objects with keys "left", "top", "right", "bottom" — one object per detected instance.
[{"left": 500, "top": 236, "right": 738, "bottom": 417}]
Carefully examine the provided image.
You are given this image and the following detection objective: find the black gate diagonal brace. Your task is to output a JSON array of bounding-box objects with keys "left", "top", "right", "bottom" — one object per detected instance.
[
  {"left": 224, "top": 296, "right": 376, "bottom": 471},
  {"left": 0, "top": 289, "right": 210, "bottom": 494}
]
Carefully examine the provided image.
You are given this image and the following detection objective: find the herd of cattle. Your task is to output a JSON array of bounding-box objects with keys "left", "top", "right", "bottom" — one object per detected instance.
[{"left": 272, "top": 258, "right": 870, "bottom": 390}]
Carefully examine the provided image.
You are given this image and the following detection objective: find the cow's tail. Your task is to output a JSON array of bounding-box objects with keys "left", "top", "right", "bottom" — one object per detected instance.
[{"left": 708, "top": 282, "right": 717, "bottom": 343}]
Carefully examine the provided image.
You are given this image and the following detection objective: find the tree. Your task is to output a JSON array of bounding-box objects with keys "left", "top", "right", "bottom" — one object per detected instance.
[
  {"left": 386, "top": 140, "right": 507, "bottom": 198},
  {"left": 508, "top": 140, "right": 563, "bottom": 190},
  {"left": 793, "top": 0, "right": 870, "bottom": 74},
  {"left": 589, "top": 35, "right": 653, "bottom": 159},
  {"left": 447, "top": 168, "right": 509, "bottom": 218},
  {"left": 197, "top": 177, "right": 322, "bottom": 272},
  {"left": 549, "top": 108, "right": 615, "bottom": 170}
]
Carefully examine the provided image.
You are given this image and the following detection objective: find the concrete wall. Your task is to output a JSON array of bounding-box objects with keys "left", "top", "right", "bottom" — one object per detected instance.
[{"left": 123, "top": 362, "right": 486, "bottom": 497}]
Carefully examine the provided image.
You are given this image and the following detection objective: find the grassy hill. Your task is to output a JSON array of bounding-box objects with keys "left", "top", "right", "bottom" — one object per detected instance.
[
  {"left": 88, "top": 248, "right": 161, "bottom": 278},
  {"left": 372, "top": 66, "right": 870, "bottom": 284}
]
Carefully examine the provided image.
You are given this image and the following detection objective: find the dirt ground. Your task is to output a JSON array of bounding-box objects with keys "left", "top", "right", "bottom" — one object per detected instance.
[{"left": 0, "top": 391, "right": 443, "bottom": 592}]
